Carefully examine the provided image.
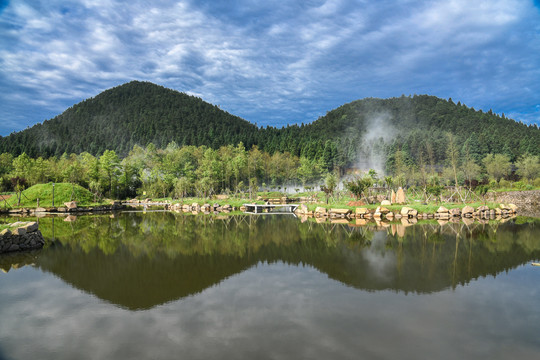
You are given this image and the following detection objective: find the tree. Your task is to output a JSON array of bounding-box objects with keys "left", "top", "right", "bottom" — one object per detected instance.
[
  {"left": 516, "top": 154, "right": 540, "bottom": 182},
  {"left": 482, "top": 154, "right": 511, "bottom": 182},
  {"left": 320, "top": 172, "right": 337, "bottom": 204},
  {"left": 99, "top": 150, "right": 121, "bottom": 197},
  {"left": 344, "top": 176, "right": 372, "bottom": 201}
]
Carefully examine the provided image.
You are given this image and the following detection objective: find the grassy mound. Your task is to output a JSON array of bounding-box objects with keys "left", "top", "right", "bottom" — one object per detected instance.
[{"left": 6, "top": 183, "right": 94, "bottom": 208}]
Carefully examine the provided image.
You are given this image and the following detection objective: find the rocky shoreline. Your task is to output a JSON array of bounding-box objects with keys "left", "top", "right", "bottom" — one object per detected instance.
[{"left": 0, "top": 222, "right": 44, "bottom": 254}]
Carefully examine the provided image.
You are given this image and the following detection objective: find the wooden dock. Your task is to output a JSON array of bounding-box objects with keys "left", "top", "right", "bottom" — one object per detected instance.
[{"left": 243, "top": 203, "right": 299, "bottom": 214}]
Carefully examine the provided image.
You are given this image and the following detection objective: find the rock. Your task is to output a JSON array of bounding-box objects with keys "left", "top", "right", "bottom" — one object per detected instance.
[
  {"left": 64, "top": 215, "right": 77, "bottom": 222},
  {"left": 299, "top": 204, "right": 309, "bottom": 213},
  {"left": 508, "top": 203, "right": 518, "bottom": 213},
  {"left": 0, "top": 228, "right": 11, "bottom": 236},
  {"left": 385, "top": 212, "right": 394, "bottom": 219},
  {"left": 400, "top": 207, "right": 414, "bottom": 216},
  {"left": 315, "top": 207, "right": 327, "bottom": 214},
  {"left": 215, "top": 194, "right": 229, "bottom": 200},
  {"left": 11, "top": 227, "right": 27, "bottom": 236},
  {"left": 329, "top": 208, "right": 351, "bottom": 215},
  {"left": 239, "top": 206, "right": 247, "bottom": 212},
  {"left": 449, "top": 208, "right": 461, "bottom": 216},
  {"left": 437, "top": 206, "right": 449, "bottom": 213},
  {"left": 408, "top": 208, "right": 418, "bottom": 217},
  {"left": 355, "top": 207, "right": 369, "bottom": 215},
  {"left": 391, "top": 190, "right": 396, "bottom": 204},
  {"left": 379, "top": 207, "right": 390, "bottom": 214},
  {"left": 395, "top": 187, "right": 406, "bottom": 204},
  {"left": 35, "top": 207, "right": 47, "bottom": 213},
  {"left": 64, "top": 201, "right": 78, "bottom": 209},
  {"left": 57, "top": 207, "right": 67, "bottom": 213},
  {"left": 499, "top": 203, "right": 511, "bottom": 210},
  {"left": 462, "top": 206, "right": 474, "bottom": 214},
  {"left": 21, "top": 222, "right": 38, "bottom": 233},
  {"left": 476, "top": 205, "right": 489, "bottom": 212},
  {"left": 8, "top": 244, "right": 20, "bottom": 252},
  {"left": 381, "top": 200, "right": 391, "bottom": 206}
]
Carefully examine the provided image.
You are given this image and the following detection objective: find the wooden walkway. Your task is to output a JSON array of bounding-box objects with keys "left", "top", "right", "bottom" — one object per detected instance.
[{"left": 243, "top": 203, "right": 299, "bottom": 214}]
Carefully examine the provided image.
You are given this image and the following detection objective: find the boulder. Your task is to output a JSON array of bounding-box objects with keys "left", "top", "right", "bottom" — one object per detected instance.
[
  {"left": 508, "top": 204, "right": 518, "bottom": 213},
  {"left": 385, "top": 212, "right": 394, "bottom": 219},
  {"left": 11, "top": 227, "right": 26, "bottom": 236},
  {"left": 0, "top": 228, "right": 11, "bottom": 236},
  {"left": 21, "top": 222, "right": 38, "bottom": 233},
  {"left": 462, "top": 206, "right": 475, "bottom": 215},
  {"left": 449, "top": 208, "right": 461, "bottom": 216},
  {"left": 381, "top": 200, "right": 391, "bottom": 206},
  {"left": 315, "top": 207, "right": 327, "bottom": 214},
  {"left": 436, "top": 206, "right": 449, "bottom": 214},
  {"left": 391, "top": 190, "right": 396, "bottom": 204},
  {"left": 400, "top": 207, "right": 414, "bottom": 216},
  {"left": 476, "top": 205, "right": 489, "bottom": 213},
  {"left": 329, "top": 208, "right": 351, "bottom": 215},
  {"left": 499, "top": 204, "right": 511, "bottom": 210},
  {"left": 379, "top": 207, "right": 391, "bottom": 214},
  {"left": 355, "top": 207, "right": 370, "bottom": 215},
  {"left": 395, "top": 187, "right": 406, "bottom": 204}
]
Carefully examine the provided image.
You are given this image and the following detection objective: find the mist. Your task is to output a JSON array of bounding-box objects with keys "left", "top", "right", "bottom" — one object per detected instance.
[{"left": 355, "top": 111, "right": 397, "bottom": 176}]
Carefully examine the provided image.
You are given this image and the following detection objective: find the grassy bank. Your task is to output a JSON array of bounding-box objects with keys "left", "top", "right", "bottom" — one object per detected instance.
[{"left": 4, "top": 183, "right": 100, "bottom": 208}]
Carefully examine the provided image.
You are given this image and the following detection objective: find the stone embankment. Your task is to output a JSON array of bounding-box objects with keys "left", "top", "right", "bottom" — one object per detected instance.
[
  {"left": 296, "top": 204, "right": 518, "bottom": 222},
  {"left": 486, "top": 190, "right": 540, "bottom": 217},
  {"left": 0, "top": 222, "right": 44, "bottom": 254}
]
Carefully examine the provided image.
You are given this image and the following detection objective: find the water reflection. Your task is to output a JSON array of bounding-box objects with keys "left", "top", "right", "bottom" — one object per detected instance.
[{"left": 2, "top": 213, "right": 539, "bottom": 310}]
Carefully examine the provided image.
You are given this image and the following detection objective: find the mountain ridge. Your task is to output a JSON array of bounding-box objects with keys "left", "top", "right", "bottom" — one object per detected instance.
[{"left": 1, "top": 81, "right": 538, "bottom": 169}]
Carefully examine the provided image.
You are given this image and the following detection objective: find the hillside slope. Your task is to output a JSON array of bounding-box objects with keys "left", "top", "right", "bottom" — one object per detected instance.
[{"left": 0, "top": 81, "right": 260, "bottom": 157}]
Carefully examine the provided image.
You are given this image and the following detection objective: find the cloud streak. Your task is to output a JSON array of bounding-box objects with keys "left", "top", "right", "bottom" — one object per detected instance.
[{"left": 1, "top": 0, "right": 539, "bottom": 135}]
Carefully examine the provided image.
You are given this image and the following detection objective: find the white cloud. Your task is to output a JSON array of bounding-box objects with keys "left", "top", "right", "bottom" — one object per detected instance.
[{"left": 0, "top": 0, "right": 539, "bottom": 134}]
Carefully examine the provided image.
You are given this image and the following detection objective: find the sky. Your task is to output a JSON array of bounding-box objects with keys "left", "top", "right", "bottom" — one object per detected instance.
[{"left": 1, "top": 0, "right": 540, "bottom": 136}]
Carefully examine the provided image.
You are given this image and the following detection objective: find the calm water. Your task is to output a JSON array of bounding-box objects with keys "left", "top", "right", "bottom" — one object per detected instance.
[{"left": 0, "top": 212, "right": 539, "bottom": 360}]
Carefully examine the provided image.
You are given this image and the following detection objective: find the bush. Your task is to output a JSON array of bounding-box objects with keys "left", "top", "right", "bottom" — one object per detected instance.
[
  {"left": 513, "top": 181, "right": 533, "bottom": 191},
  {"left": 534, "top": 178, "right": 540, "bottom": 188},
  {"left": 498, "top": 179, "right": 511, "bottom": 189}
]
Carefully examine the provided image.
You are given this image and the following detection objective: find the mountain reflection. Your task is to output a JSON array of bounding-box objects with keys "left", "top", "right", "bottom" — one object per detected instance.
[{"left": 2, "top": 212, "right": 539, "bottom": 310}]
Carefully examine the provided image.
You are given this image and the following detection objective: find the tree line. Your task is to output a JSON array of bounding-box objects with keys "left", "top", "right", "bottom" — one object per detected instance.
[{"left": 1, "top": 140, "right": 538, "bottom": 201}]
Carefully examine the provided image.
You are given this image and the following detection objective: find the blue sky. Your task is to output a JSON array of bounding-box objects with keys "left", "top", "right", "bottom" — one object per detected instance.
[{"left": 1, "top": 0, "right": 540, "bottom": 136}]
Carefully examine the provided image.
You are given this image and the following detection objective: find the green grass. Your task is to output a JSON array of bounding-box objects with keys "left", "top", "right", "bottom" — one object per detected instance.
[{"left": 5, "top": 183, "right": 97, "bottom": 208}]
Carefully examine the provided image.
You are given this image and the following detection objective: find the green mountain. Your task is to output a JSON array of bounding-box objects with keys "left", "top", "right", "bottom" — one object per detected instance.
[
  {"left": 1, "top": 81, "right": 539, "bottom": 169},
  {"left": 0, "top": 81, "right": 260, "bottom": 157}
]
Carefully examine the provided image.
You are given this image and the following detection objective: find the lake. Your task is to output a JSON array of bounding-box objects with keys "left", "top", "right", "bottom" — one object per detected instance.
[{"left": 1, "top": 212, "right": 539, "bottom": 360}]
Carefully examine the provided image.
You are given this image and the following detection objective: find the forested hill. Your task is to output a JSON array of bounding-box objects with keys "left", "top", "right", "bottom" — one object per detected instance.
[
  {"left": 0, "top": 81, "right": 539, "bottom": 171},
  {"left": 0, "top": 81, "right": 261, "bottom": 157},
  {"left": 280, "top": 95, "right": 540, "bottom": 168}
]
